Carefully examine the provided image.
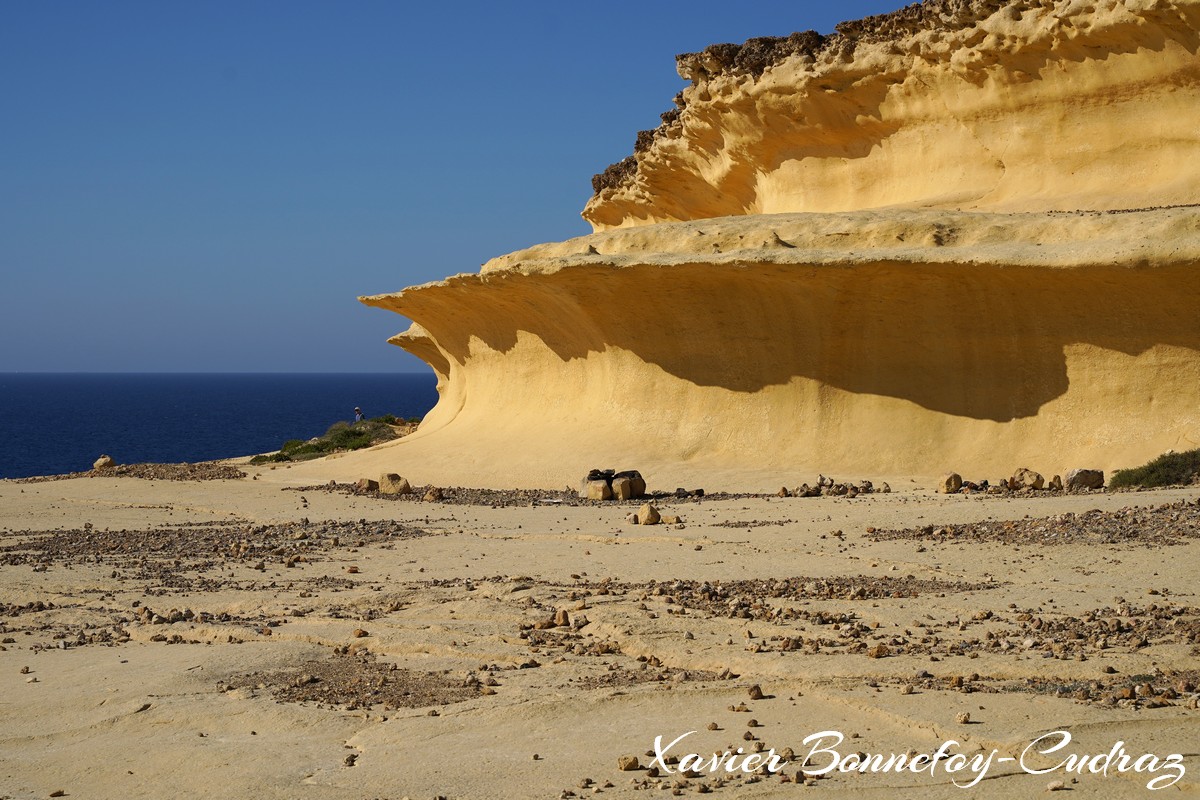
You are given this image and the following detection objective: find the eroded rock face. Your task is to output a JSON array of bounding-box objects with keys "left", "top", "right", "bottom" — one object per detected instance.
[
  {"left": 584, "top": 0, "right": 1200, "bottom": 229},
  {"left": 358, "top": 2, "right": 1200, "bottom": 486}
]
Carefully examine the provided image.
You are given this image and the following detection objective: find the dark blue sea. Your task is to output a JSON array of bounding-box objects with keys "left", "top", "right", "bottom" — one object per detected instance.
[{"left": 0, "top": 373, "right": 439, "bottom": 479}]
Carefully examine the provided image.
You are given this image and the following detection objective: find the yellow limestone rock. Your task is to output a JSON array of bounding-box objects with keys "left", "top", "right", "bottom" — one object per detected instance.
[
  {"left": 585, "top": 0, "right": 1200, "bottom": 228},
  {"left": 358, "top": 1, "right": 1200, "bottom": 488}
]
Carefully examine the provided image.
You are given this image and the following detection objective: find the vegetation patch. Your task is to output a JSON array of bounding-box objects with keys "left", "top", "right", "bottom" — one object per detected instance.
[
  {"left": 249, "top": 416, "right": 418, "bottom": 464},
  {"left": 1110, "top": 449, "right": 1200, "bottom": 489}
]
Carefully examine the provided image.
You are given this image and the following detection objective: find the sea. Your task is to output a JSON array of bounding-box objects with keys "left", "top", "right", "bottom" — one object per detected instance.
[{"left": 0, "top": 373, "right": 439, "bottom": 480}]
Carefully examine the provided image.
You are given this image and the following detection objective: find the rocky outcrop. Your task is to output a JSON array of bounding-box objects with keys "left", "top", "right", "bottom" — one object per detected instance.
[
  {"left": 356, "top": 1, "right": 1200, "bottom": 488},
  {"left": 362, "top": 208, "right": 1200, "bottom": 481},
  {"left": 585, "top": 0, "right": 1200, "bottom": 228}
]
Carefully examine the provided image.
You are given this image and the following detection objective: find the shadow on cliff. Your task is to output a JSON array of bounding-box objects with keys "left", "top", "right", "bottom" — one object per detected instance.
[{"left": 392, "top": 260, "right": 1200, "bottom": 423}]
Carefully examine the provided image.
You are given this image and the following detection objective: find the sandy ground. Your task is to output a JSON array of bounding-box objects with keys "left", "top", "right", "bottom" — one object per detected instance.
[{"left": 1, "top": 464, "right": 1197, "bottom": 799}]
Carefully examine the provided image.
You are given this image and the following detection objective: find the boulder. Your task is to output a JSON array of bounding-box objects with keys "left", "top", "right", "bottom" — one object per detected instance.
[
  {"left": 611, "top": 476, "right": 635, "bottom": 500},
  {"left": 1010, "top": 468, "right": 1044, "bottom": 490},
  {"left": 638, "top": 503, "right": 661, "bottom": 525},
  {"left": 613, "top": 469, "right": 646, "bottom": 497},
  {"left": 584, "top": 479, "right": 613, "bottom": 501},
  {"left": 1048, "top": 474, "right": 1063, "bottom": 491},
  {"left": 355, "top": 478, "right": 379, "bottom": 492},
  {"left": 940, "top": 473, "right": 963, "bottom": 494},
  {"left": 1065, "top": 469, "right": 1105, "bottom": 490},
  {"left": 379, "top": 473, "right": 411, "bottom": 495},
  {"left": 93, "top": 455, "right": 115, "bottom": 470},
  {"left": 583, "top": 468, "right": 645, "bottom": 500}
]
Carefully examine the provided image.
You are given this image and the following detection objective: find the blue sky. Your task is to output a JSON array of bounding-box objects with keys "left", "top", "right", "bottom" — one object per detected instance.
[{"left": 1, "top": 1, "right": 903, "bottom": 372}]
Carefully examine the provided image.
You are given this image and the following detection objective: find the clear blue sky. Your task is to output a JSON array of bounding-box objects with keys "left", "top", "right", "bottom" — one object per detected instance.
[{"left": 1, "top": 1, "right": 902, "bottom": 373}]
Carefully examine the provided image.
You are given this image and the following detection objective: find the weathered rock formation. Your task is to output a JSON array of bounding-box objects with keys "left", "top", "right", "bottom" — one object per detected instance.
[
  {"left": 586, "top": 0, "right": 1200, "bottom": 228},
  {"left": 358, "top": 0, "right": 1200, "bottom": 488}
]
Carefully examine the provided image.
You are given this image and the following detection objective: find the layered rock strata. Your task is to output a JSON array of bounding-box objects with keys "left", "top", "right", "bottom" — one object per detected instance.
[
  {"left": 586, "top": 0, "right": 1200, "bottom": 228},
  {"left": 360, "top": 0, "right": 1200, "bottom": 486}
]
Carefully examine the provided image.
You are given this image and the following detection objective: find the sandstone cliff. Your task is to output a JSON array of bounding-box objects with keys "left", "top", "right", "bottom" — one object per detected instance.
[
  {"left": 354, "top": 0, "right": 1200, "bottom": 489},
  {"left": 586, "top": 0, "right": 1200, "bottom": 228}
]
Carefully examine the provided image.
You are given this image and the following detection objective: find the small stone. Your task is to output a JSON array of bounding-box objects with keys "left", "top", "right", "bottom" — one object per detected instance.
[
  {"left": 617, "top": 755, "right": 641, "bottom": 771},
  {"left": 1048, "top": 474, "right": 1063, "bottom": 491},
  {"left": 93, "top": 454, "right": 116, "bottom": 470},
  {"left": 355, "top": 478, "right": 380, "bottom": 492},
  {"left": 423, "top": 487, "right": 443, "bottom": 502},
  {"left": 866, "top": 644, "right": 890, "bottom": 659},
  {"left": 353, "top": 628, "right": 369, "bottom": 638},
  {"left": 1047, "top": 780, "right": 1066, "bottom": 791},
  {"left": 346, "top": 565, "right": 360, "bottom": 574},
  {"left": 554, "top": 609, "right": 570, "bottom": 627},
  {"left": 956, "top": 712, "right": 971, "bottom": 724},
  {"left": 638, "top": 504, "right": 661, "bottom": 525},
  {"left": 748, "top": 684, "right": 764, "bottom": 700}
]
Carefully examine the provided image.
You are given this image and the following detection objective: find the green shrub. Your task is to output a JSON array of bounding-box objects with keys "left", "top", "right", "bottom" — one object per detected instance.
[
  {"left": 251, "top": 417, "right": 409, "bottom": 463},
  {"left": 1109, "top": 449, "right": 1200, "bottom": 489},
  {"left": 249, "top": 414, "right": 417, "bottom": 464}
]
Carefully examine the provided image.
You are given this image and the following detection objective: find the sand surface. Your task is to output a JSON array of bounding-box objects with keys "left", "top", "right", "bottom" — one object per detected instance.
[{"left": 1, "top": 463, "right": 1197, "bottom": 799}]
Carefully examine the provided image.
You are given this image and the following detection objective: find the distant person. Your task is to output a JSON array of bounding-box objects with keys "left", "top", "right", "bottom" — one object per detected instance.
[{"left": 354, "top": 407, "right": 364, "bottom": 423}]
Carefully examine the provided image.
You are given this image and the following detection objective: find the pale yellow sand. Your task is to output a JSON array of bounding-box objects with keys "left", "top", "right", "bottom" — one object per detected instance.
[{"left": 1, "top": 465, "right": 1197, "bottom": 799}]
